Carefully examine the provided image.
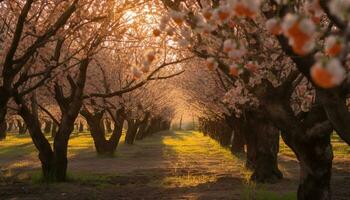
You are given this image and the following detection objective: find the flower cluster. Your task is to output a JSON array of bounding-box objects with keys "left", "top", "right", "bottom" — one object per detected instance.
[
  {"left": 281, "top": 14, "right": 316, "bottom": 55},
  {"left": 311, "top": 58, "right": 346, "bottom": 89},
  {"left": 133, "top": 51, "right": 157, "bottom": 79}
]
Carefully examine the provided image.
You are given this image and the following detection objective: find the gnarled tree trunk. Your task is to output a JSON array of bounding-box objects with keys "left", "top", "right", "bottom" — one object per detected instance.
[
  {"left": 0, "top": 88, "right": 10, "bottom": 127},
  {"left": 78, "top": 121, "right": 84, "bottom": 133},
  {"left": 81, "top": 107, "right": 125, "bottom": 155},
  {"left": 105, "top": 119, "right": 112, "bottom": 133},
  {"left": 7, "top": 121, "right": 14, "bottom": 132},
  {"left": 51, "top": 123, "right": 58, "bottom": 138},
  {"left": 17, "top": 119, "right": 27, "bottom": 135},
  {"left": 249, "top": 116, "right": 282, "bottom": 183},
  {"left": 219, "top": 123, "right": 233, "bottom": 147},
  {"left": 43, "top": 120, "right": 52, "bottom": 134},
  {"left": 125, "top": 119, "right": 139, "bottom": 145},
  {"left": 17, "top": 97, "right": 55, "bottom": 180},
  {"left": 266, "top": 100, "right": 333, "bottom": 199},
  {"left": 228, "top": 116, "right": 246, "bottom": 154},
  {"left": 0, "top": 121, "right": 7, "bottom": 140},
  {"left": 136, "top": 112, "right": 150, "bottom": 140},
  {"left": 53, "top": 116, "right": 75, "bottom": 181}
]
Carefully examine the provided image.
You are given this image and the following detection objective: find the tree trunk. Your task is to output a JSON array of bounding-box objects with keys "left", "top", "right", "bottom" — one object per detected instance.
[
  {"left": 297, "top": 133, "right": 333, "bottom": 200},
  {"left": 53, "top": 127, "right": 70, "bottom": 182},
  {"left": 7, "top": 121, "right": 14, "bottom": 132},
  {"left": 81, "top": 108, "right": 124, "bottom": 156},
  {"left": 125, "top": 120, "right": 138, "bottom": 145},
  {"left": 44, "top": 120, "right": 52, "bottom": 134},
  {"left": 51, "top": 123, "right": 58, "bottom": 138},
  {"left": 104, "top": 120, "right": 124, "bottom": 154},
  {"left": 136, "top": 120, "right": 148, "bottom": 140},
  {"left": 105, "top": 119, "right": 112, "bottom": 133},
  {"left": 266, "top": 101, "right": 333, "bottom": 199},
  {"left": 215, "top": 120, "right": 233, "bottom": 147},
  {"left": 17, "top": 100, "right": 55, "bottom": 181},
  {"left": 0, "top": 88, "right": 10, "bottom": 127},
  {"left": 136, "top": 113, "right": 150, "bottom": 140},
  {"left": 17, "top": 119, "right": 27, "bottom": 135},
  {"left": 88, "top": 116, "right": 109, "bottom": 154},
  {"left": 74, "top": 123, "right": 79, "bottom": 134},
  {"left": 78, "top": 122, "right": 84, "bottom": 133},
  {"left": 245, "top": 123, "right": 257, "bottom": 170},
  {"left": 225, "top": 115, "right": 245, "bottom": 154},
  {"left": 82, "top": 110, "right": 108, "bottom": 154},
  {"left": 231, "top": 122, "right": 245, "bottom": 154},
  {"left": 0, "top": 121, "right": 7, "bottom": 140},
  {"left": 249, "top": 118, "right": 283, "bottom": 183}
]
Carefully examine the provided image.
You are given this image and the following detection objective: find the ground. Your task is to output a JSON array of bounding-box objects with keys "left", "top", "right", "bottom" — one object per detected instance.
[{"left": 1, "top": 131, "right": 350, "bottom": 200}]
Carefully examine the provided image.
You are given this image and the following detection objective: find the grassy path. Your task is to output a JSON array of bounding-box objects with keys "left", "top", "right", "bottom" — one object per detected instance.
[{"left": 1, "top": 131, "right": 350, "bottom": 199}]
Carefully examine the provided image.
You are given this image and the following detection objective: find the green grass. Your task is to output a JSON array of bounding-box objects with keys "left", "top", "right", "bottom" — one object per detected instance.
[
  {"left": 30, "top": 169, "right": 112, "bottom": 187},
  {"left": 241, "top": 184, "right": 296, "bottom": 200},
  {"left": 154, "top": 174, "right": 217, "bottom": 188}
]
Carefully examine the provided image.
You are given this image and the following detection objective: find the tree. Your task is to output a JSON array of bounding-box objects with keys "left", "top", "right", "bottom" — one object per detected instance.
[
  {"left": 0, "top": 0, "right": 79, "bottom": 125},
  {"left": 158, "top": 0, "right": 350, "bottom": 198}
]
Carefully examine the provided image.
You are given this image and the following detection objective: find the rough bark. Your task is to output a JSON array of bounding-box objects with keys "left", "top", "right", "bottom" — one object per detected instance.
[
  {"left": 17, "top": 119, "right": 27, "bottom": 135},
  {"left": 78, "top": 121, "right": 84, "bottom": 133},
  {"left": 266, "top": 101, "right": 333, "bottom": 199},
  {"left": 53, "top": 120, "right": 73, "bottom": 181},
  {"left": 105, "top": 119, "right": 112, "bottom": 133},
  {"left": 0, "top": 84, "right": 11, "bottom": 131},
  {"left": 125, "top": 119, "right": 139, "bottom": 145},
  {"left": 136, "top": 112, "right": 150, "bottom": 140},
  {"left": 43, "top": 120, "right": 52, "bottom": 134},
  {"left": 7, "top": 121, "right": 14, "bottom": 132},
  {"left": 51, "top": 123, "right": 58, "bottom": 138},
  {"left": 0, "top": 121, "right": 7, "bottom": 140},
  {"left": 231, "top": 121, "right": 245, "bottom": 154},
  {"left": 17, "top": 97, "right": 54, "bottom": 180},
  {"left": 219, "top": 124, "right": 233, "bottom": 147},
  {"left": 81, "top": 107, "right": 124, "bottom": 155},
  {"left": 245, "top": 122, "right": 257, "bottom": 170},
  {"left": 249, "top": 116, "right": 283, "bottom": 183},
  {"left": 226, "top": 116, "right": 246, "bottom": 154}
]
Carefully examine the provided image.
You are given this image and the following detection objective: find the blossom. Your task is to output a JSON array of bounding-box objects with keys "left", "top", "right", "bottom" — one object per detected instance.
[
  {"left": 170, "top": 10, "right": 185, "bottom": 26},
  {"left": 132, "top": 67, "right": 142, "bottom": 79},
  {"left": 202, "top": 8, "right": 213, "bottom": 21},
  {"left": 214, "top": 5, "right": 231, "bottom": 23},
  {"left": 206, "top": 57, "right": 218, "bottom": 70},
  {"left": 223, "top": 39, "right": 235, "bottom": 53},
  {"left": 153, "top": 28, "right": 161, "bottom": 37},
  {"left": 282, "top": 14, "right": 316, "bottom": 55},
  {"left": 178, "top": 38, "right": 190, "bottom": 47},
  {"left": 231, "top": 0, "right": 261, "bottom": 18},
  {"left": 160, "top": 15, "right": 170, "bottom": 26},
  {"left": 141, "top": 61, "right": 150, "bottom": 73},
  {"left": 181, "top": 27, "right": 192, "bottom": 40},
  {"left": 229, "top": 63, "right": 239, "bottom": 76},
  {"left": 226, "top": 41, "right": 246, "bottom": 60},
  {"left": 196, "top": 22, "right": 215, "bottom": 34},
  {"left": 305, "top": 0, "right": 323, "bottom": 24},
  {"left": 311, "top": 58, "right": 346, "bottom": 88},
  {"left": 245, "top": 61, "right": 258, "bottom": 73},
  {"left": 166, "top": 28, "right": 175, "bottom": 36},
  {"left": 325, "top": 36, "right": 343, "bottom": 56},
  {"left": 146, "top": 51, "right": 156, "bottom": 63},
  {"left": 266, "top": 18, "right": 282, "bottom": 35}
]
